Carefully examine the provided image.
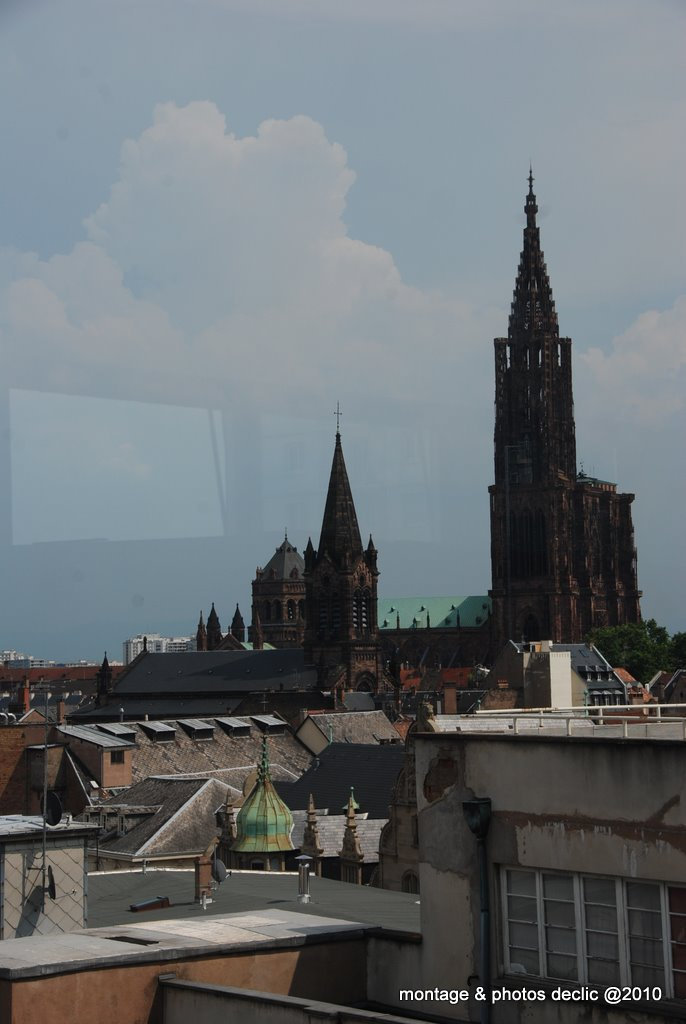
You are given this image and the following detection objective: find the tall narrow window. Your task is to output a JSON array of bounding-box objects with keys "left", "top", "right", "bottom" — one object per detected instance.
[
  {"left": 583, "top": 876, "right": 620, "bottom": 985},
  {"left": 626, "top": 882, "right": 664, "bottom": 987},
  {"left": 669, "top": 886, "right": 686, "bottom": 998},
  {"left": 543, "top": 873, "right": 578, "bottom": 981},
  {"left": 505, "top": 869, "right": 539, "bottom": 975}
]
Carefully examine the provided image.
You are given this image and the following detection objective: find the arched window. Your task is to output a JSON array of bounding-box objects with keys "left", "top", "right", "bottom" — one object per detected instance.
[
  {"left": 352, "top": 589, "right": 361, "bottom": 632},
  {"left": 402, "top": 871, "right": 419, "bottom": 894},
  {"left": 273, "top": 600, "right": 281, "bottom": 621},
  {"left": 287, "top": 600, "right": 295, "bottom": 620},
  {"left": 263, "top": 601, "right": 271, "bottom": 623},
  {"left": 298, "top": 600, "right": 306, "bottom": 619},
  {"left": 361, "top": 589, "right": 370, "bottom": 632}
]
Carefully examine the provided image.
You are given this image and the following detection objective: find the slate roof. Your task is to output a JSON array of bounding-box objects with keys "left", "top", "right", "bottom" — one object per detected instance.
[
  {"left": 276, "top": 743, "right": 405, "bottom": 820},
  {"left": 258, "top": 537, "right": 305, "bottom": 581},
  {"left": 112, "top": 650, "right": 317, "bottom": 696},
  {"left": 299, "top": 711, "right": 400, "bottom": 747},
  {"left": 56, "top": 718, "right": 312, "bottom": 791},
  {"left": 290, "top": 810, "right": 386, "bottom": 863},
  {"left": 90, "top": 777, "right": 230, "bottom": 858},
  {"left": 378, "top": 596, "right": 491, "bottom": 630}
]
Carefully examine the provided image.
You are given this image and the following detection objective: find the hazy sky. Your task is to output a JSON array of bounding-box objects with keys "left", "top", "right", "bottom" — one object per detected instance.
[{"left": 0, "top": 0, "right": 684, "bottom": 660}]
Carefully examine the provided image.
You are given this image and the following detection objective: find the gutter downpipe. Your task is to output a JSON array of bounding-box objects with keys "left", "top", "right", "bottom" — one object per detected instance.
[{"left": 463, "top": 797, "right": 492, "bottom": 1024}]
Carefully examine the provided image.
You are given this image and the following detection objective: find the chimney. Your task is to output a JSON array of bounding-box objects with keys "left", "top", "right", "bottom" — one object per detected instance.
[
  {"left": 54, "top": 698, "right": 66, "bottom": 725},
  {"left": 194, "top": 855, "right": 213, "bottom": 903},
  {"left": 443, "top": 683, "right": 457, "bottom": 715}
]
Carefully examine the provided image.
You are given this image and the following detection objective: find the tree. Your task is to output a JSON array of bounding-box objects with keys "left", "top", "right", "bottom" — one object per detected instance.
[{"left": 586, "top": 619, "right": 674, "bottom": 685}]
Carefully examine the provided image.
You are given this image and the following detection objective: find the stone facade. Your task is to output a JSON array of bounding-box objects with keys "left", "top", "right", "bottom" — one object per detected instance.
[
  {"left": 250, "top": 535, "right": 306, "bottom": 649},
  {"left": 489, "top": 173, "right": 641, "bottom": 645}
]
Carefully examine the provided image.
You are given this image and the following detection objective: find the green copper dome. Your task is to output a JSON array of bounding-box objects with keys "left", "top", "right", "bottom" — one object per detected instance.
[{"left": 233, "top": 736, "right": 294, "bottom": 854}]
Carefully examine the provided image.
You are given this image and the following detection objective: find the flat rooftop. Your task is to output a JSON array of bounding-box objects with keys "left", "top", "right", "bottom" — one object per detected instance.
[
  {"left": 88, "top": 868, "right": 420, "bottom": 933},
  {"left": 430, "top": 707, "right": 686, "bottom": 741},
  {"left": 0, "top": 908, "right": 367, "bottom": 980}
]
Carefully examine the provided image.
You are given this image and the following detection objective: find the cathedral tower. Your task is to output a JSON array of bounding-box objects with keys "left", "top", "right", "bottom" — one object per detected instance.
[
  {"left": 304, "top": 428, "right": 382, "bottom": 693},
  {"left": 489, "top": 172, "right": 641, "bottom": 644}
]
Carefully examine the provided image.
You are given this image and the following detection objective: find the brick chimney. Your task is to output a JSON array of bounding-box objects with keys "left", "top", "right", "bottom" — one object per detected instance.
[
  {"left": 194, "top": 855, "right": 213, "bottom": 902},
  {"left": 443, "top": 683, "right": 457, "bottom": 716},
  {"left": 9, "top": 676, "right": 32, "bottom": 716}
]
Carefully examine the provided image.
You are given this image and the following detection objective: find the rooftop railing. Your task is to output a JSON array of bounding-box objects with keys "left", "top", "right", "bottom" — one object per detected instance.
[{"left": 434, "top": 703, "right": 686, "bottom": 741}]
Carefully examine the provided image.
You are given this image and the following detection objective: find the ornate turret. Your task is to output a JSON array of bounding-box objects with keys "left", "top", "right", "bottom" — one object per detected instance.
[
  {"left": 251, "top": 532, "right": 306, "bottom": 648},
  {"left": 339, "top": 788, "right": 364, "bottom": 885},
  {"left": 231, "top": 736, "right": 294, "bottom": 871},
  {"left": 301, "top": 793, "right": 324, "bottom": 875},
  {"left": 96, "top": 652, "right": 113, "bottom": 704}
]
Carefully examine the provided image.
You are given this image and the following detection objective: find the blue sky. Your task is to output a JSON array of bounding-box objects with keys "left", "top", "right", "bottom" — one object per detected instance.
[{"left": 0, "top": 0, "right": 684, "bottom": 659}]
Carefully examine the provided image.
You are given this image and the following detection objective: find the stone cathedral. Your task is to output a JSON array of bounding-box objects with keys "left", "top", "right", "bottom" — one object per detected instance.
[{"left": 489, "top": 172, "right": 642, "bottom": 645}]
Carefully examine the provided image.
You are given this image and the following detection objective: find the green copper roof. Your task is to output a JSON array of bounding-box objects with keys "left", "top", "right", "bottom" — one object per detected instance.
[
  {"left": 233, "top": 736, "right": 294, "bottom": 854},
  {"left": 377, "top": 596, "right": 491, "bottom": 630}
]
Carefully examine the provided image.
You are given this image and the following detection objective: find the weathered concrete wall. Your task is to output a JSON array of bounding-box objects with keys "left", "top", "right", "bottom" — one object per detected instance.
[
  {"left": 407, "top": 733, "right": 686, "bottom": 1023},
  {"left": 0, "top": 938, "right": 367, "bottom": 1024},
  {"left": 2, "top": 837, "right": 86, "bottom": 938}
]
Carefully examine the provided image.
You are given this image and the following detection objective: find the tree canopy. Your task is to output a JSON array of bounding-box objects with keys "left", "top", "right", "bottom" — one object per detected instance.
[{"left": 586, "top": 619, "right": 684, "bottom": 684}]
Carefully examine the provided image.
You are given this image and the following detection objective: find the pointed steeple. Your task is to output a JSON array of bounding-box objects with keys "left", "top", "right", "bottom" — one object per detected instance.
[
  {"left": 196, "top": 611, "right": 207, "bottom": 651},
  {"left": 509, "top": 167, "right": 558, "bottom": 339},
  {"left": 317, "top": 431, "right": 362, "bottom": 566},
  {"left": 339, "top": 788, "right": 364, "bottom": 874},
  {"left": 302, "top": 793, "right": 324, "bottom": 862},
  {"left": 207, "top": 602, "right": 222, "bottom": 650},
  {"left": 231, "top": 603, "right": 245, "bottom": 643}
]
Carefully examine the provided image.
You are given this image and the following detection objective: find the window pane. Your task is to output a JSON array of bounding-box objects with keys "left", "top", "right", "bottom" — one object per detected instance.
[
  {"left": 543, "top": 874, "right": 574, "bottom": 901},
  {"left": 509, "top": 947, "right": 540, "bottom": 975},
  {"left": 587, "top": 931, "right": 619, "bottom": 959},
  {"left": 510, "top": 922, "right": 538, "bottom": 949},
  {"left": 508, "top": 870, "right": 536, "bottom": 897},
  {"left": 672, "top": 942, "right": 686, "bottom": 971},
  {"left": 630, "top": 937, "right": 664, "bottom": 967},
  {"left": 588, "top": 958, "right": 620, "bottom": 985},
  {"left": 628, "top": 908, "right": 662, "bottom": 939},
  {"left": 584, "top": 877, "right": 616, "bottom": 905},
  {"left": 670, "top": 915, "right": 686, "bottom": 944},
  {"left": 508, "top": 894, "right": 537, "bottom": 923},
  {"left": 545, "top": 900, "right": 575, "bottom": 927},
  {"left": 586, "top": 904, "right": 618, "bottom": 932},
  {"left": 626, "top": 882, "right": 660, "bottom": 911},
  {"left": 546, "top": 954, "right": 578, "bottom": 981},
  {"left": 545, "top": 926, "right": 576, "bottom": 955},
  {"left": 669, "top": 887, "right": 686, "bottom": 915},
  {"left": 631, "top": 964, "right": 664, "bottom": 987},
  {"left": 674, "top": 970, "right": 686, "bottom": 999}
]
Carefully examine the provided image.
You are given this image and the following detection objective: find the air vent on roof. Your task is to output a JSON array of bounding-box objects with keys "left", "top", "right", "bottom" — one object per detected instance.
[{"left": 251, "top": 714, "right": 286, "bottom": 734}]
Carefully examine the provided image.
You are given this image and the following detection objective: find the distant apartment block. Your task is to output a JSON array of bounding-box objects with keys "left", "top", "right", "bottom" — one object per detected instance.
[{"left": 122, "top": 633, "right": 195, "bottom": 664}]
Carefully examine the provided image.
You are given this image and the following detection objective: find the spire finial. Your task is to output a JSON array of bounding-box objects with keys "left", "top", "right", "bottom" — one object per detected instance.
[
  {"left": 528, "top": 163, "right": 534, "bottom": 194},
  {"left": 334, "top": 401, "right": 342, "bottom": 435}
]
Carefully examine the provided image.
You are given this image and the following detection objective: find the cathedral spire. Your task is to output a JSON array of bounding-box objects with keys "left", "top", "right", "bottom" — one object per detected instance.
[
  {"left": 317, "top": 430, "right": 363, "bottom": 565},
  {"left": 509, "top": 167, "right": 558, "bottom": 339}
]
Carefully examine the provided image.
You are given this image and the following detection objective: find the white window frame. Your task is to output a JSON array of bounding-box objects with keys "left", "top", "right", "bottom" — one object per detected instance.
[{"left": 500, "top": 866, "right": 678, "bottom": 999}]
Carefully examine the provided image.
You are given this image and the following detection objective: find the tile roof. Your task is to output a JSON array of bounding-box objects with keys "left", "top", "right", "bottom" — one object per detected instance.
[
  {"left": 276, "top": 743, "right": 405, "bottom": 820},
  {"left": 299, "top": 711, "right": 400, "bottom": 746}
]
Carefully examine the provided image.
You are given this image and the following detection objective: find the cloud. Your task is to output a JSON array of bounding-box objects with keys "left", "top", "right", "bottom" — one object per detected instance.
[
  {"left": 579, "top": 295, "right": 686, "bottom": 424},
  {"left": 1, "top": 101, "right": 498, "bottom": 421}
]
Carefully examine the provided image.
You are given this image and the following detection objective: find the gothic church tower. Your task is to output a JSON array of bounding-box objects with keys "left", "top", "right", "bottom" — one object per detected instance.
[
  {"left": 304, "top": 429, "right": 382, "bottom": 694},
  {"left": 489, "top": 172, "right": 641, "bottom": 644}
]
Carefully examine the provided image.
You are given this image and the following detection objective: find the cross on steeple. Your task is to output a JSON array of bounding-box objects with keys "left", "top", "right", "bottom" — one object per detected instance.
[{"left": 334, "top": 401, "right": 342, "bottom": 435}]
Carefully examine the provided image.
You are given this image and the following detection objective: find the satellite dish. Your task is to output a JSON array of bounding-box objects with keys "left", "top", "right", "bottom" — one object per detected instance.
[
  {"left": 43, "top": 791, "right": 63, "bottom": 827},
  {"left": 47, "top": 865, "right": 56, "bottom": 901},
  {"left": 212, "top": 858, "right": 227, "bottom": 884}
]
